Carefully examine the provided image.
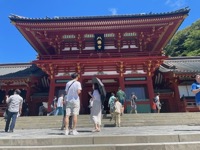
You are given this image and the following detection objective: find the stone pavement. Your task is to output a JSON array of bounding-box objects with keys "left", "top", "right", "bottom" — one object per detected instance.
[
  {"left": 1, "top": 125, "right": 200, "bottom": 150},
  {"left": 1, "top": 112, "right": 200, "bottom": 149},
  {"left": 1, "top": 125, "right": 200, "bottom": 139}
]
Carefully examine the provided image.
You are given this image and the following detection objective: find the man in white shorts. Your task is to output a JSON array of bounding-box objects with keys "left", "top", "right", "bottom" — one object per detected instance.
[{"left": 65, "top": 72, "right": 82, "bottom": 135}]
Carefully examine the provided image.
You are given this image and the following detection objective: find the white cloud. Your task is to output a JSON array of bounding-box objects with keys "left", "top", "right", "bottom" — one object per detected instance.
[
  {"left": 165, "top": 0, "right": 187, "bottom": 8},
  {"left": 109, "top": 8, "right": 117, "bottom": 15}
]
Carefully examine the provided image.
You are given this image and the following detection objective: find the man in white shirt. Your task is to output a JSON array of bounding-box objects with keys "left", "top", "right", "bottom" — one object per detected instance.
[
  {"left": 65, "top": 72, "right": 82, "bottom": 135},
  {"left": 5, "top": 89, "right": 23, "bottom": 132}
]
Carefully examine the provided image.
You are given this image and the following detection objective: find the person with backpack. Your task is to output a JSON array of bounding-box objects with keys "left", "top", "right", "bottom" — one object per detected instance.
[
  {"left": 64, "top": 72, "right": 82, "bottom": 135},
  {"left": 151, "top": 99, "right": 157, "bottom": 113},
  {"left": 47, "top": 96, "right": 57, "bottom": 116},
  {"left": 116, "top": 87, "right": 126, "bottom": 115},
  {"left": 108, "top": 93, "right": 116, "bottom": 121},
  {"left": 154, "top": 93, "right": 161, "bottom": 113},
  {"left": 130, "top": 92, "right": 137, "bottom": 114}
]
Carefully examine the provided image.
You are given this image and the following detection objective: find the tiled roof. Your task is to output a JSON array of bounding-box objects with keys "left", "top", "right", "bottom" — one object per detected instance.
[
  {"left": 159, "top": 57, "right": 200, "bottom": 74},
  {"left": 0, "top": 63, "right": 45, "bottom": 79},
  {"left": 9, "top": 7, "right": 190, "bottom": 22},
  {"left": 0, "top": 63, "right": 31, "bottom": 76}
]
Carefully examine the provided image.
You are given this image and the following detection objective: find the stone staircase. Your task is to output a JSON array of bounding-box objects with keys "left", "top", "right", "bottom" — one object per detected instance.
[
  {"left": 1, "top": 112, "right": 200, "bottom": 129},
  {"left": 1, "top": 112, "right": 200, "bottom": 149},
  {"left": 1, "top": 133, "right": 200, "bottom": 150}
]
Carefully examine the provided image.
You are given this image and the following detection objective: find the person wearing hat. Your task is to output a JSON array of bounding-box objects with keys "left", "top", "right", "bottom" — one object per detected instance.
[
  {"left": 5, "top": 89, "right": 23, "bottom": 132},
  {"left": 64, "top": 72, "right": 82, "bottom": 135}
]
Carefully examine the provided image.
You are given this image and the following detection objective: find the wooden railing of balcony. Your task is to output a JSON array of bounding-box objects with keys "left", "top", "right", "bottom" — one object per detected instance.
[{"left": 38, "top": 51, "right": 162, "bottom": 60}]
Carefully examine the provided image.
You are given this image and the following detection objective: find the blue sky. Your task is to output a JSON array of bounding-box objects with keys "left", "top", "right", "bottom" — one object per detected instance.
[{"left": 0, "top": 0, "right": 199, "bottom": 63}]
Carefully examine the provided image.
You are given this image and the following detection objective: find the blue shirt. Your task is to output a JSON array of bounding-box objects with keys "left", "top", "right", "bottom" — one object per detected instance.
[{"left": 191, "top": 82, "right": 200, "bottom": 105}]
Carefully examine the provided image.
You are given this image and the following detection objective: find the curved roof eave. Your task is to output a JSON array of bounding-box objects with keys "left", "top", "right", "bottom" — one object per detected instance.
[
  {"left": 0, "top": 63, "right": 45, "bottom": 79},
  {"left": 159, "top": 56, "right": 200, "bottom": 74},
  {"left": 9, "top": 7, "right": 190, "bottom": 22}
]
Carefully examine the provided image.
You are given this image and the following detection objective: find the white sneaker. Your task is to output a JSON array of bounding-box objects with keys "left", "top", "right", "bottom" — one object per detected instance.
[
  {"left": 65, "top": 130, "right": 69, "bottom": 135},
  {"left": 71, "top": 130, "right": 79, "bottom": 135}
]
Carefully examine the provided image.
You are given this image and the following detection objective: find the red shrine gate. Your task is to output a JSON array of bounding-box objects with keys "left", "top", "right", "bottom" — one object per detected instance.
[
  {"left": 9, "top": 8, "right": 189, "bottom": 113},
  {"left": 34, "top": 57, "right": 165, "bottom": 113}
]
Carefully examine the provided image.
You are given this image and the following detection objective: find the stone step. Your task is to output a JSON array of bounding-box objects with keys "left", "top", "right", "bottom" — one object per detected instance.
[
  {"left": 1, "top": 133, "right": 200, "bottom": 146},
  {"left": 0, "top": 133, "right": 200, "bottom": 150},
  {"left": 1, "top": 124, "right": 200, "bottom": 150},
  {"left": 1, "top": 113, "right": 200, "bottom": 149},
  {"left": 1, "top": 112, "right": 200, "bottom": 129},
  {"left": 1, "top": 142, "right": 200, "bottom": 150},
  {"left": 3, "top": 113, "right": 200, "bottom": 121},
  {"left": 3, "top": 112, "right": 200, "bottom": 121}
]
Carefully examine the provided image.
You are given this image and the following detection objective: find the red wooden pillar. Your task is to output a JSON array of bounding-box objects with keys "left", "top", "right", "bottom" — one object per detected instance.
[
  {"left": 76, "top": 63, "right": 83, "bottom": 113},
  {"left": 48, "top": 78, "right": 55, "bottom": 112},
  {"left": 147, "top": 74, "right": 154, "bottom": 112},
  {"left": 116, "top": 61, "right": 124, "bottom": 89},
  {"left": 118, "top": 61, "right": 125, "bottom": 90},
  {"left": 119, "top": 75, "right": 125, "bottom": 89},
  {"left": 25, "top": 82, "right": 31, "bottom": 103},
  {"left": 25, "top": 84, "right": 33, "bottom": 115},
  {"left": 118, "top": 72, "right": 126, "bottom": 111},
  {"left": 172, "top": 78, "right": 180, "bottom": 112}
]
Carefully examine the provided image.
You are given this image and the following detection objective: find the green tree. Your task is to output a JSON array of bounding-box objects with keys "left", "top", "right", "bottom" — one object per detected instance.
[{"left": 164, "top": 19, "right": 200, "bottom": 56}]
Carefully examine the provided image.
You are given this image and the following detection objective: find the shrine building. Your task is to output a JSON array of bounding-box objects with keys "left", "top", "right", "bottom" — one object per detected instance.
[{"left": 0, "top": 8, "right": 191, "bottom": 115}]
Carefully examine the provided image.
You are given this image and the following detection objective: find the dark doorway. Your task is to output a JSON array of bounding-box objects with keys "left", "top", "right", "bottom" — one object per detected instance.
[{"left": 160, "top": 99, "right": 170, "bottom": 113}]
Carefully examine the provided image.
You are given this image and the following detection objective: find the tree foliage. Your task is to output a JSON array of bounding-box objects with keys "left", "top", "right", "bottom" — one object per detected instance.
[{"left": 164, "top": 19, "right": 200, "bottom": 56}]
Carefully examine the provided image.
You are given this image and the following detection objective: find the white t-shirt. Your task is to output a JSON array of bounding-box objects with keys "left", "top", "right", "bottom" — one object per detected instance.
[
  {"left": 65, "top": 80, "right": 82, "bottom": 101},
  {"left": 7, "top": 94, "right": 23, "bottom": 112},
  {"left": 57, "top": 96, "right": 63, "bottom": 107}
]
